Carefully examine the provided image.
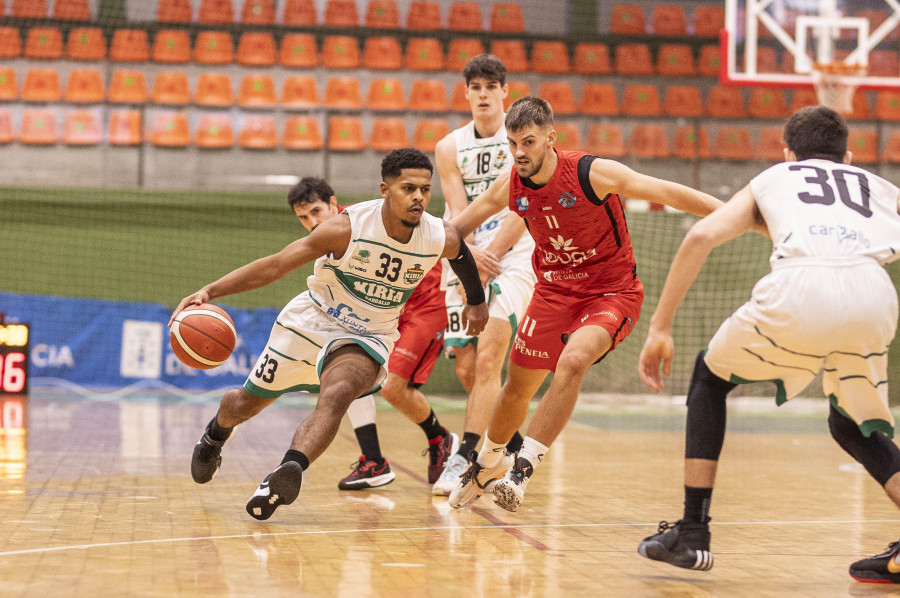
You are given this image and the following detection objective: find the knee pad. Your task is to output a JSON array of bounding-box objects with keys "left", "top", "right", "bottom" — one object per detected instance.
[
  {"left": 829, "top": 405, "right": 900, "bottom": 486},
  {"left": 685, "top": 352, "right": 736, "bottom": 461}
]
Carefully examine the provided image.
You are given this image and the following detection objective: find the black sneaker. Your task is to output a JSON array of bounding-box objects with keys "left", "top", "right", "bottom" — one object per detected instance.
[
  {"left": 246, "top": 462, "right": 304, "bottom": 521},
  {"left": 423, "top": 430, "right": 459, "bottom": 484},
  {"left": 337, "top": 456, "right": 396, "bottom": 490},
  {"left": 638, "top": 520, "right": 714, "bottom": 571},
  {"left": 850, "top": 540, "right": 900, "bottom": 583},
  {"left": 191, "top": 419, "right": 225, "bottom": 484}
]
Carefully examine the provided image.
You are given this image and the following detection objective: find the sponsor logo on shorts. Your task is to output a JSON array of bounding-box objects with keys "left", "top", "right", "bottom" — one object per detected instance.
[
  {"left": 403, "top": 263, "right": 425, "bottom": 285},
  {"left": 393, "top": 347, "right": 420, "bottom": 360},
  {"left": 543, "top": 270, "right": 589, "bottom": 283},
  {"left": 543, "top": 247, "right": 596, "bottom": 267},
  {"left": 514, "top": 336, "right": 549, "bottom": 359},
  {"left": 516, "top": 196, "right": 529, "bottom": 212},
  {"left": 326, "top": 303, "right": 371, "bottom": 334},
  {"left": 558, "top": 192, "right": 577, "bottom": 208}
]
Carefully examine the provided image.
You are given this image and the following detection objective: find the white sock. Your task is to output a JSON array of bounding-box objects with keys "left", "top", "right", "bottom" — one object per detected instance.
[
  {"left": 346, "top": 395, "right": 376, "bottom": 428},
  {"left": 477, "top": 436, "right": 508, "bottom": 469},
  {"left": 519, "top": 437, "right": 549, "bottom": 472}
]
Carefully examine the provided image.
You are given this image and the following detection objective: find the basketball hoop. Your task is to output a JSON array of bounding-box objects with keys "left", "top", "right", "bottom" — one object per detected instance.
[{"left": 811, "top": 62, "right": 866, "bottom": 114}]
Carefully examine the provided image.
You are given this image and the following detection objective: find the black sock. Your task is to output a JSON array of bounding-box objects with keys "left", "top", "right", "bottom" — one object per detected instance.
[
  {"left": 457, "top": 432, "right": 480, "bottom": 459},
  {"left": 683, "top": 485, "right": 713, "bottom": 523},
  {"left": 506, "top": 430, "right": 524, "bottom": 454},
  {"left": 207, "top": 416, "right": 233, "bottom": 442},
  {"left": 281, "top": 449, "right": 310, "bottom": 471},
  {"left": 354, "top": 423, "right": 383, "bottom": 462},
  {"left": 418, "top": 409, "right": 445, "bottom": 441}
]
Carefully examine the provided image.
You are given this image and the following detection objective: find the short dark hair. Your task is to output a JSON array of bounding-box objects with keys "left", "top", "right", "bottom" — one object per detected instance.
[
  {"left": 463, "top": 54, "right": 507, "bottom": 86},
  {"left": 783, "top": 105, "right": 848, "bottom": 162},
  {"left": 381, "top": 148, "right": 433, "bottom": 180},
  {"left": 505, "top": 96, "right": 554, "bottom": 133},
  {"left": 287, "top": 176, "right": 335, "bottom": 209}
]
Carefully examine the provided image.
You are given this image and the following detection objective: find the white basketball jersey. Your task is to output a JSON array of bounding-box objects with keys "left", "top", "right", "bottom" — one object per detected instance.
[
  {"left": 750, "top": 159, "right": 900, "bottom": 266},
  {"left": 307, "top": 198, "right": 446, "bottom": 335}
]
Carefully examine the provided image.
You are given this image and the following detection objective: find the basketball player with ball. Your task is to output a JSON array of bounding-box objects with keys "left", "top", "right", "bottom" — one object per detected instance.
[{"left": 169, "top": 148, "right": 488, "bottom": 521}]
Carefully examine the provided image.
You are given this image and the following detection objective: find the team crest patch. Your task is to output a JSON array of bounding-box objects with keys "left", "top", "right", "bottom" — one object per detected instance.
[
  {"left": 493, "top": 150, "right": 508, "bottom": 170},
  {"left": 558, "top": 192, "right": 577, "bottom": 208},
  {"left": 403, "top": 263, "right": 426, "bottom": 284},
  {"left": 516, "top": 196, "right": 529, "bottom": 212},
  {"left": 352, "top": 249, "right": 371, "bottom": 263}
]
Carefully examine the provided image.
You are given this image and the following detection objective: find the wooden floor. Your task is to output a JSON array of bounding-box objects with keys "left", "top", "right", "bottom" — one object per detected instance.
[{"left": 1, "top": 390, "right": 899, "bottom": 597}]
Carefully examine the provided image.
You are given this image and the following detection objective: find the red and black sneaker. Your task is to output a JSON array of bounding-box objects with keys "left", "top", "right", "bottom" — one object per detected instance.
[
  {"left": 424, "top": 431, "right": 460, "bottom": 484},
  {"left": 850, "top": 540, "right": 900, "bottom": 583},
  {"left": 337, "top": 456, "right": 396, "bottom": 490}
]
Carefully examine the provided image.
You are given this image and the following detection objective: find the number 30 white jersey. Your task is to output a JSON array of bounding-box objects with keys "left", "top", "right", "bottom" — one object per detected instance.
[{"left": 750, "top": 159, "right": 900, "bottom": 267}]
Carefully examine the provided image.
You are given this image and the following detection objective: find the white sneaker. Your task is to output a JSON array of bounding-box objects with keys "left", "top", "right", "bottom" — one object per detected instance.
[
  {"left": 492, "top": 455, "right": 534, "bottom": 512},
  {"left": 448, "top": 451, "right": 513, "bottom": 509},
  {"left": 432, "top": 453, "right": 469, "bottom": 496}
]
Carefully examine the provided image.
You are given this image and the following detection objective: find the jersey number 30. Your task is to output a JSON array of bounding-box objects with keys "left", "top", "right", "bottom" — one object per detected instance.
[{"left": 789, "top": 164, "right": 872, "bottom": 218}]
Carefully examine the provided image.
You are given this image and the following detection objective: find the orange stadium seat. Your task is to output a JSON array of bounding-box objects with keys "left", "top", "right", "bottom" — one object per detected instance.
[
  {"left": 283, "top": 0, "right": 317, "bottom": 25},
  {"left": 653, "top": 5, "right": 686, "bottom": 35},
  {"left": 194, "top": 31, "right": 233, "bottom": 64},
  {"left": 413, "top": 119, "right": 449, "bottom": 152},
  {"left": 107, "top": 109, "right": 142, "bottom": 145},
  {"left": 630, "top": 124, "right": 670, "bottom": 158},
  {"left": 756, "top": 127, "right": 786, "bottom": 161},
  {"left": 199, "top": 0, "right": 234, "bottom": 23},
  {"left": 328, "top": 116, "right": 365, "bottom": 150},
  {"left": 574, "top": 43, "right": 611, "bottom": 75},
  {"left": 754, "top": 47, "right": 779, "bottom": 73},
  {"left": 238, "top": 74, "right": 276, "bottom": 107},
  {"left": 706, "top": 86, "right": 746, "bottom": 117},
  {"left": 789, "top": 87, "right": 818, "bottom": 112},
  {"left": 450, "top": 81, "right": 469, "bottom": 111},
  {"left": 531, "top": 42, "right": 569, "bottom": 74},
  {"left": 24, "top": 27, "right": 64, "bottom": 60},
  {"left": 283, "top": 116, "right": 323, "bottom": 149},
  {"left": 63, "top": 109, "right": 102, "bottom": 145},
  {"left": 64, "top": 69, "right": 104, "bottom": 103},
  {"left": 367, "top": 78, "right": 405, "bottom": 110},
  {"left": 622, "top": 84, "right": 661, "bottom": 115},
  {"left": 657, "top": 44, "right": 696, "bottom": 76},
  {"left": 409, "top": 80, "right": 447, "bottom": 111},
  {"left": 22, "top": 68, "right": 61, "bottom": 102},
  {"left": 538, "top": 82, "right": 576, "bottom": 114},
  {"left": 611, "top": 5, "right": 646, "bottom": 34},
  {"left": 195, "top": 113, "right": 234, "bottom": 148},
  {"left": 237, "top": 33, "right": 276, "bottom": 66},
  {"left": 325, "top": 0, "right": 359, "bottom": 27},
  {"left": 366, "top": 0, "right": 399, "bottom": 28},
  {"left": 869, "top": 50, "right": 899, "bottom": 78},
  {"left": 663, "top": 85, "right": 704, "bottom": 116},
  {"left": 324, "top": 77, "right": 362, "bottom": 109},
  {"left": 195, "top": 73, "right": 234, "bottom": 106},
  {"left": 322, "top": 35, "right": 360, "bottom": 69},
  {"left": 748, "top": 87, "right": 788, "bottom": 118},
  {"left": 714, "top": 126, "right": 753, "bottom": 160},
  {"left": 615, "top": 43, "right": 654, "bottom": 75},
  {"left": 673, "top": 125, "right": 711, "bottom": 158},
  {"left": 847, "top": 129, "right": 877, "bottom": 163},
  {"left": 150, "top": 111, "right": 190, "bottom": 147},
  {"left": 370, "top": 118, "right": 408, "bottom": 151},
  {"left": 694, "top": 6, "right": 725, "bottom": 36},
  {"left": 504, "top": 81, "right": 530, "bottom": 109},
  {"left": 0, "top": 68, "right": 17, "bottom": 100},
  {"left": 407, "top": 1, "right": 441, "bottom": 30},
  {"left": 152, "top": 30, "right": 191, "bottom": 64},
  {"left": 846, "top": 92, "right": 871, "bottom": 121},
  {"left": 448, "top": 2, "right": 482, "bottom": 31},
  {"left": 883, "top": 130, "right": 900, "bottom": 163},
  {"left": 54, "top": 0, "right": 90, "bottom": 20},
  {"left": 20, "top": 109, "right": 58, "bottom": 145},
  {"left": 152, "top": 71, "right": 190, "bottom": 105},
  {"left": 406, "top": 37, "right": 444, "bottom": 71},
  {"left": 578, "top": 83, "right": 618, "bottom": 115},
  {"left": 13, "top": 0, "right": 47, "bottom": 18},
  {"left": 110, "top": 30, "right": 149, "bottom": 62},
  {"left": 553, "top": 122, "right": 581, "bottom": 151},
  {"left": 242, "top": 0, "right": 275, "bottom": 24},
  {"left": 280, "top": 34, "right": 317, "bottom": 68},
  {"left": 239, "top": 114, "right": 278, "bottom": 149},
  {"left": 281, "top": 75, "right": 319, "bottom": 108},
  {"left": 490, "top": 40, "right": 528, "bottom": 72},
  {"left": 157, "top": 0, "right": 192, "bottom": 22},
  {"left": 0, "top": 109, "right": 13, "bottom": 144},
  {"left": 0, "top": 27, "right": 22, "bottom": 58},
  {"left": 67, "top": 28, "right": 105, "bottom": 61},
  {"left": 107, "top": 70, "right": 147, "bottom": 103},
  {"left": 447, "top": 38, "right": 485, "bottom": 71},
  {"left": 586, "top": 124, "right": 626, "bottom": 158},
  {"left": 875, "top": 91, "right": 900, "bottom": 121},
  {"left": 363, "top": 37, "right": 403, "bottom": 70},
  {"left": 698, "top": 45, "right": 722, "bottom": 77},
  {"left": 490, "top": 3, "right": 524, "bottom": 32}
]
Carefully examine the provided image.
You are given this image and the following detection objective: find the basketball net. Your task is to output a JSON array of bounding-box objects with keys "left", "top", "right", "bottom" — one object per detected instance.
[{"left": 811, "top": 62, "right": 866, "bottom": 114}]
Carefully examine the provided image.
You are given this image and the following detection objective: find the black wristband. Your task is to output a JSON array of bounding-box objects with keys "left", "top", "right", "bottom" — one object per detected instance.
[{"left": 448, "top": 240, "right": 486, "bottom": 306}]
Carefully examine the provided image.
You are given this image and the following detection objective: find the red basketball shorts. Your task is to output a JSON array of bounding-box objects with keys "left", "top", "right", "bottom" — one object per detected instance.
[
  {"left": 509, "top": 278, "right": 644, "bottom": 372},
  {"left": 388, "top": 284, "right": 448, "bottom": 385}
]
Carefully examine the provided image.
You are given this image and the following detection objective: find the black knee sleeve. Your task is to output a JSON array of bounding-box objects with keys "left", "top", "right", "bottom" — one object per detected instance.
[
  {"left": 828, "top": 405, "right": 900, "bottom": 486},
  {"left": 685, "top": 351, "right": 736, "bottom": 461}
]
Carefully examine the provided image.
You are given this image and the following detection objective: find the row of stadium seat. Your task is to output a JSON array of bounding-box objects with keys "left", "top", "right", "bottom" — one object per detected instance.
[
  {"left": 6, "top": 68, "right": 900, "bottom": 122},
  {"left": 1, "top": 107, "right": 893, "bottom": 165}
]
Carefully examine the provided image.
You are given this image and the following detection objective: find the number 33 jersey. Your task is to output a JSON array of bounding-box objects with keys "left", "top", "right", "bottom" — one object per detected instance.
[
  {"left": 307, "top": 198, "right": 446, "bottom": 336},
  {"left": 751, "top": 159, "right": 900, "bottom": 266}
]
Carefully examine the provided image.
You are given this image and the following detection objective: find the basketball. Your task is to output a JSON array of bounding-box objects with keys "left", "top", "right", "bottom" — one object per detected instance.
[{"left": 169, "top": 303, "right": 236, "bottom": 370}]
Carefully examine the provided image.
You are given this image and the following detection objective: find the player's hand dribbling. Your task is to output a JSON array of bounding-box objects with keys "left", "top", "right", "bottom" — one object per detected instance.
[
  {"left": 168, "top": 290, "right": 211, "bottom": 328},
  {"left": 639, "top": 326, "right": 674, "bottom": 393},
  {"left": 460, "top": 302, "right": 489, "bottom": 337}
]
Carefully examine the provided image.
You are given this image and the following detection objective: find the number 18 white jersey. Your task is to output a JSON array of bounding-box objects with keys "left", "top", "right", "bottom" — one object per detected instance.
[{"left": 750, "top": 159, "right": 900, "bottom": 267}]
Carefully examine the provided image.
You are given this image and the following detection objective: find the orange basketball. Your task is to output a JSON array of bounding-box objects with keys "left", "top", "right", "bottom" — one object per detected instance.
[{"left": 170, "top": 303, "right": 236, "bottom": 370}]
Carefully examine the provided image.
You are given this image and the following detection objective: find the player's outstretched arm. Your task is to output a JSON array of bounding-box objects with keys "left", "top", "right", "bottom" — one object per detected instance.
[
  {"left": 168, "top": 214, "right": 351, "bottom": 326},
  {"left": 589, "top": 159, "right": 723, "bottom": 217},
  {"left": 441, "top": 221, "right": 489, "bottom": 337},
  {"left": 639, "top": 185, "right": 761, "bottom": 392},
  {"left": 450, "top": 171, "right": 512, "bottom": 239}
]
